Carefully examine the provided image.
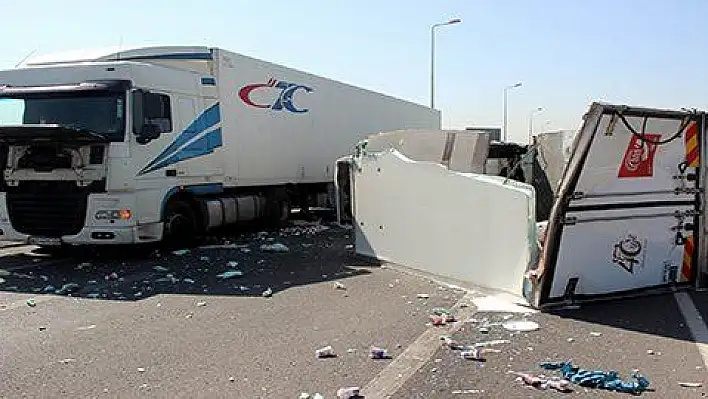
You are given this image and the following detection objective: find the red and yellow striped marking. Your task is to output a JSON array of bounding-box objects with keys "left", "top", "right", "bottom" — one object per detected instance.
[
  {"left": 685, "top": 121, "right": 700, "bottom": 167},
  {"left": 680, "top": 235, "right": 695, "bottom": 283}
]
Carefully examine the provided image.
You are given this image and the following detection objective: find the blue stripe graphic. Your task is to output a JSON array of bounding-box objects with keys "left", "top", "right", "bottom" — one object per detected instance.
[
  {"left": 142, "top": 128, "right": 223, "bottom": 174},
  {"left": 137, "top": 103, "right": 222, "bottom": 176},
  {"left": 201, "top": 77, "right": 216, "bottom": 85}
]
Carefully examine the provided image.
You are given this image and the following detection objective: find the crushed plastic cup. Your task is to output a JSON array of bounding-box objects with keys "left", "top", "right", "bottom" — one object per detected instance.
[
  {"left": 336, "top": 386, "right": 360, "bottom": 398},
  {"left": 315, "top": 345, "right": 336, "bottom": 358},
  {"left": 370, "top": 346, "right": 389, "bottom": 359}
]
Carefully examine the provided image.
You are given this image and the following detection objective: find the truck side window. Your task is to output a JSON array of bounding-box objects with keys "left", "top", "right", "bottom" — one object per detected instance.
[{"left": 144, "top": 93, "right": 172, "bottom": 133}]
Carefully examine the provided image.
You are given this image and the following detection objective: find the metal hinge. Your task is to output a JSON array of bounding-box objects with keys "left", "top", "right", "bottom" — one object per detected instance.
[
  {"left": 562, "top": 216, "right": 578, "bottom": 226},
  {"left": 675, "top": 187, "right": 699, "bottom": 195},
  {"left": 570, "top": 191, "right": 585, "bottom": 200}
]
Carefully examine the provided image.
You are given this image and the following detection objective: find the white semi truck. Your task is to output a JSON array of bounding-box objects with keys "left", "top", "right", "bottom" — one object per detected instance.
[{"left": 0, "top": 46, "right": 440, "bottom": 248}]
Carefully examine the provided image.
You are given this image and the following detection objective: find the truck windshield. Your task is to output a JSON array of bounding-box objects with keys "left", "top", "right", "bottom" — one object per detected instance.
[{"left": 0, "top": 91, "right": 126, "bottom": 142}]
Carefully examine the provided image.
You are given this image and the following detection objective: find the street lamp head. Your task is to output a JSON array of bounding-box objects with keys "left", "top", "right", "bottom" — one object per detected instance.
[
  {"left": 536, "top": 107, "right": 543, "bottom": 112},
  {"left": 447, "top": 18, "right": 462, "bottom": 24},
  {"left": 513, "top": 82, "right": 522, "bottom": 88}
]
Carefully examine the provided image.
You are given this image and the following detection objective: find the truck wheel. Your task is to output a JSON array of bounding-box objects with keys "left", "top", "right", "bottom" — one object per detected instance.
[{"left": 163, "top": 200, "right": 199, "bottom": 248}]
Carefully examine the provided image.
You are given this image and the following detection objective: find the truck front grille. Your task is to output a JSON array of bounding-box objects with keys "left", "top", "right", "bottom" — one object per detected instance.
[{"left": 6, "top": 182, "right": 88, "bottom": 237}]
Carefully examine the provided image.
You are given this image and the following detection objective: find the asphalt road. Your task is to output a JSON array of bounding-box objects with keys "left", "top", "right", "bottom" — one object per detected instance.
[
  {"left": 395, "top": 294, "right": 708, "bottom": 398},
  {"left": 1, "top": 222, "right": 707, "bottom": 398},
  {"left": 0, "top": 223, "right": 463, "bottom": 398}
]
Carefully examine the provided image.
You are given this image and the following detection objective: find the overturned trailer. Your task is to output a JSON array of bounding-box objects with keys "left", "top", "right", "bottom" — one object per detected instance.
[
  {"left": 526, "top": 103, "right": 707, "bottom": 308},
  {"left": 341, "top": 103, "right": 708, "bottom": 309}
]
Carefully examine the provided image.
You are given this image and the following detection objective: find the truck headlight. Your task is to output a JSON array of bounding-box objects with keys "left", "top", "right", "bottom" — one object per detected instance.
[{"left": 95, "top": 209, "right": 132, "bottom": 220}]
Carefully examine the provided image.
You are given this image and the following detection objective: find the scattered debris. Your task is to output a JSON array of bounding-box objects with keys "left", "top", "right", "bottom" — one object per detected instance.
[
  {"left": 589, "top": 331, "right": 602, "bottom": 337},
  {"left": 153, "top": 266, "right": 169, "bottom": 272},
  {"left": 452, "top": 389, "right": 484, "bottom": 394},
  {"left": 183, "top": 278, "right": 195, "bottom": 284},
  {"left": 299, "top": 393, "right": 311, "bottom": 399},
  {"left": 217, "top": 270, "right": 244, "bottom": 279},
  {"left": 347, "top": 348, "right": 357, "bottom": 354},
  {"left": 334, "top": 281, "right": 347, "bottom": 290},
  {"left": 196, "top": 301, "right": 207, "bottom": 307},
  {"left": 461, "top": 347, "right": 500, "bottom": 361},
  {"left": 336, "top": 386, "right": 360, "bottom": 399},
  {"left": 59, "top": 358, "right": 76, "bottom": 364},
  {"left": 228, "top": 376, "right": 235, "bottom": 382},
  {"left": 417, "top": 293, "right": 430, "bottom": 299},
  {"left": 185, "top": 313, "right": 194, "bottom": 319},
  {"left": 478, "top": 327, "right": 490, "bottom": 334},
  {"left": 678, "top": 382, "right": 702, "bottom": 388},
  {"left": 26, "top": 298, "right": 36, "bottom": 307},
  {"left": 646, "top": 349, "right": 654, "bottom": 355},
  {"left": 172, "top": 249, "right": 190, "bottom": 256},
  {"left": 540, "top": 361, "right": 649, "bottom": 394},
  {"left": 511, "top": 371, "right": 572, "bottom": 392},
  {"left": 370, "top": 346, "right": 390, "bottom": 359},
  {"left": 567, "top": 338, "right": 574, "bottom": 343},
  {"left": 473, "top": 339, "right": 510, "bottom": 348},
  {"left": 502, "top": 320, "right": 539, "bottom": 332},
  {"left": 260, "top": 243, "right": 289, "bottom": 252},
  {"left": 315, "top": 345, "right": 336, "bottom": 358},
  {"left": 55, "top": 283, "right": 80, "bottom": 295},
  {"left": 261, "top": 287, "right": 273, "bottom": 297},
  {"left": 137, "top": 367, "right": 146, "bottom": 373},
  {"left": 77, "top": 324, "right": 97, "bottom": 331}
]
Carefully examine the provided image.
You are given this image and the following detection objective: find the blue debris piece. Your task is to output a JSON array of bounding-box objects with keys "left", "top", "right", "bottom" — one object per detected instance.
[{"left": 539, "top": 361, "right": 650, "bottom": 394}]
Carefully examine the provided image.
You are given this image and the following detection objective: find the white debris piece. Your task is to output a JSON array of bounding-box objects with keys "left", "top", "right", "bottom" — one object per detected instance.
[
  {"left": 260, "top": 243, "right": 289, "bottom": 252},
  {"left": 196, "top": 301, "right": 207, "bottom": 307},
  {"left": 334, "top": 281, "right": 346, "bottom": 290},
  {"left": 679, "top": 382, "right": 702, "bottom": 388},
  {"left": 261, "top": 287, "right": 273, "bottom": 297},
  {"left": 417, "top": 293, "right": 430, "bottom": 299},
  {"left": 137, "top": 367, "right": 146, "bottom": 373},
  {"left": 590, "top": 331, "right": 602, "bottom": 337},
  {"left": 59, "top": 358, "right": 76, "bottom": 364},
  {"left": 502, "top": 320, "right": 540, "bottom": 332}
]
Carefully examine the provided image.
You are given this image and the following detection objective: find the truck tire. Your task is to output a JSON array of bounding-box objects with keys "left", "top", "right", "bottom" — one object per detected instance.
[{"left": 163, "top": 200, "right": 200, "bottom": 249}]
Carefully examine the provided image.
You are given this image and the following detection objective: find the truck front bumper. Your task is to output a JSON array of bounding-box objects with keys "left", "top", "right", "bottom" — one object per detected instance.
[{"left": 0, "top": 192, "right": 164, "bottom": 246}]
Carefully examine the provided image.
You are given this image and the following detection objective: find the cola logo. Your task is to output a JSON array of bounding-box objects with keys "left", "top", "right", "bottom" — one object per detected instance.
[{"left": 618, "top": 134, "right": 661, "bottom": 178}]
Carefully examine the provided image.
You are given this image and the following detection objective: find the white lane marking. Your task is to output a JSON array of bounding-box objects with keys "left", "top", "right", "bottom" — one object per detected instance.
[
  {"left": 674, "top": 291, "right": 708, "bottom": 369},
  {"left": 362, "top": 291, "right": 477, "bottom": 399}
]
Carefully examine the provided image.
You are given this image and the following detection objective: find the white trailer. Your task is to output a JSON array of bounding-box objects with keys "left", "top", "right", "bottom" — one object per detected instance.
[{"left": 0, "top": 46, "right": 440, "bottom": 248}]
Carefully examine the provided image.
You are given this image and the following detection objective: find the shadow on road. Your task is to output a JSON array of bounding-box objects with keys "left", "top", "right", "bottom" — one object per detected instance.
[
  {"left": 547, "top": 293, "right": 700, "bottom": 343},
  {"left": 0, "top": 220, "right": 380, "bottom": 302}
]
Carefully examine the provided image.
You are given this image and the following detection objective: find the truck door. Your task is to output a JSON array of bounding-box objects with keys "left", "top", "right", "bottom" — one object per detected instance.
[{"left": 531, "top": 103, "right": 701, "bottom": 306}]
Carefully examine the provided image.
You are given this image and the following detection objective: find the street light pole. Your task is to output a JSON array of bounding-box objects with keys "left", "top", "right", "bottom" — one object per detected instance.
[
  {"left": 528, "top": 107, "right": 543, "bottom": 144},
  {"left": 502, "top": 82, "right": 522, "bottom": 142},
  {"left": 430, "top": 18, "right": 461, "bottom": 109}
]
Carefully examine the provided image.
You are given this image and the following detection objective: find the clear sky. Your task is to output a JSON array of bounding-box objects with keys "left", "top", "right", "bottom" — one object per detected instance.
[{"left": 1, "top": 0, "right": 706, "bottom": 143}]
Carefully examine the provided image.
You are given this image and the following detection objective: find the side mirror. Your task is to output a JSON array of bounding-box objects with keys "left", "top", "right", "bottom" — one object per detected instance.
[{"left": 136, "top": 123, "right": 161, "bottom": 145}]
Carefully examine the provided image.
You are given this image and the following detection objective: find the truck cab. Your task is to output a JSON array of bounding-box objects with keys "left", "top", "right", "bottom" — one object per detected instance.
[{"left": 0, "top": 48, "right": 214, "bottom": 248}]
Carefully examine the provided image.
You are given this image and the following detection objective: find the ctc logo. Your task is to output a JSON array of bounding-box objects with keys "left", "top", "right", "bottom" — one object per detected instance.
[{"left": 238, "top": 78, "right": 313, "bottom": 113}]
